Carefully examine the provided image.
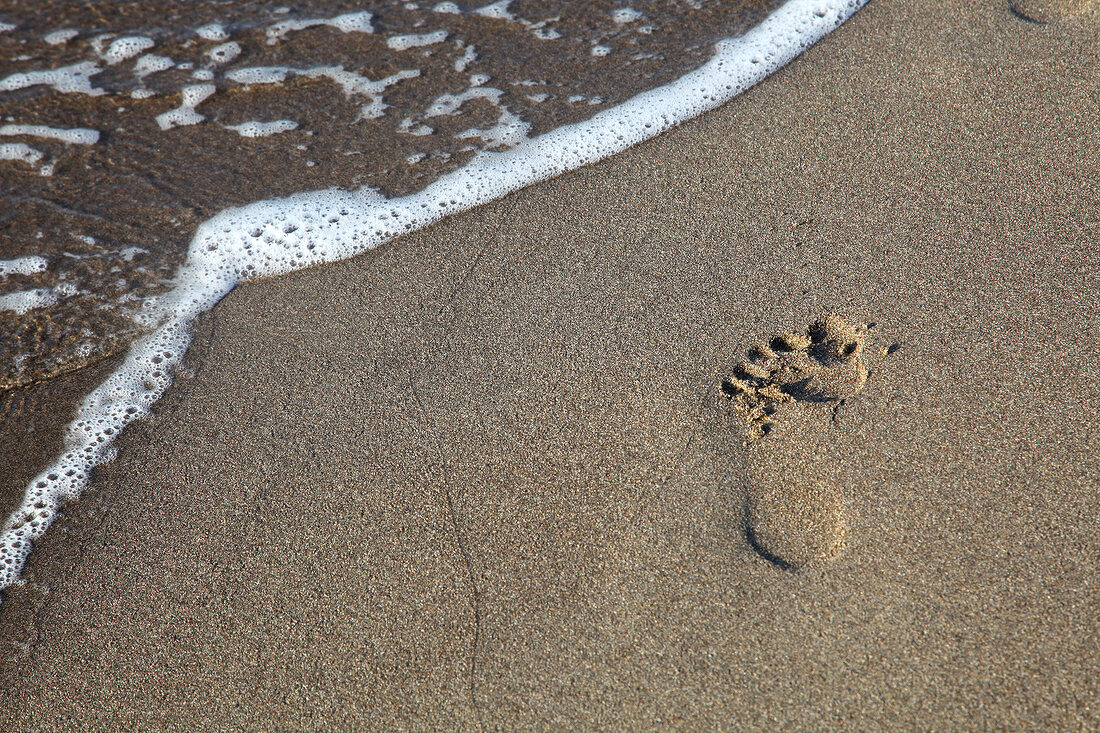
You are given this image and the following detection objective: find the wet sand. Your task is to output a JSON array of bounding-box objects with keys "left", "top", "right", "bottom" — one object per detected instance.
[{"left": 2, "top": 0, "right": 1099, "bottom": 729}]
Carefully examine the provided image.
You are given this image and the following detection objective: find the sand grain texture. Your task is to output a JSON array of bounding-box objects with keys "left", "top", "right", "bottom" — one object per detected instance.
[{"left": 2, "top": 1, "right": 1099, "bottom": 730}]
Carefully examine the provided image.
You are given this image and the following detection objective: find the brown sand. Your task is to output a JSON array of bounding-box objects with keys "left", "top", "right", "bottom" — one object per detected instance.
[{"left": 2, "top": 0, "right": 1099, "bottom": 729}]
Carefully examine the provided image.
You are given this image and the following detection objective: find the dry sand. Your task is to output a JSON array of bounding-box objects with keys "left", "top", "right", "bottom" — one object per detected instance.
[{"left": 2, "top": 0, "right": 1099, "bottom": 729}]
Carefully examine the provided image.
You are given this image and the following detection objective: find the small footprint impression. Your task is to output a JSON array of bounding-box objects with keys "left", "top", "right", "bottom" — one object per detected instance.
[{"left": 718, "top": 314, "right": 875, "bottom": 570}]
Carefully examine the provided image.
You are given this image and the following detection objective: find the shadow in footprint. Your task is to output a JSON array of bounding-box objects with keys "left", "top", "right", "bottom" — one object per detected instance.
[{"left": 743, "top": 504, "right": 793, "bottom": 571}]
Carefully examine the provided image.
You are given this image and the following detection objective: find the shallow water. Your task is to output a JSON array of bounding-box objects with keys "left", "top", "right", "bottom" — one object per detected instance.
[{"left": 0, "top": 0, "right": 779, "bottom": 390}]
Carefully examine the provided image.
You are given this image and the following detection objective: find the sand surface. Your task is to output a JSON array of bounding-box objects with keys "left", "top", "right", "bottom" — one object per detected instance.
[{"left": 2, "top": 0, "right": 1099, "bottom": 729}]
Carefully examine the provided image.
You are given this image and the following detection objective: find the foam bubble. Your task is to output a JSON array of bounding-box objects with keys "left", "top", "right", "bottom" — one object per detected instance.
[
  {"left": 0, "top": 256, "right": 49, "bottom": 277},
  {"left": 475, "top": 1, "right": 515, "bottom": 20},
  {"left": 0, "top": 142, "right": 43, "bottom": 166},
  {"left": 102, "top": 36, "right": 155, "bottom": 65},
  {"left": 155, "top": 84, "right": 217, "bottom": 130},
  {"left": 0, "top": 124, "right": 100, "bottom": 145},
  {"left": 613, "top": 8, "right": 644, "bottom": 24},
  {"left": 44, "top": 29, "right": 79, "bottom": 45},
  {"left": 0, "top": 288, "right": 59, "bottom": 314},
  {"left": 133, "top": 54, "right": 174, "bottom": 79},
  {"left": 455, "top": 44, "right": 478, "bottom": 72},
  {"left": 424, "top": 85, "right": 531, "bottom": 147},
  {"left": 228, "top": 66, "right": 420, "bottom": 120},
  {"left": 225, "top": 120, "right": 299, "bottom": 138},
  {"left": 387, "top": 30, "right": 449, "bottom": 51},
  {"left": 0, "top": 61, "right": 104, "bottom": 95},
  {"left": 398, "top": 117, "right": 435, "bottom": 136},
  {"left": 226, "top": 66, "right": 290, "bottom": 85},
  {"left": 0, "top": 0, "right": 869, "bottom": 593},
  {"left": 434, "top": 2, "right": 462, "bottom": 13},
  {"left": 205, "top": 42, "right": 241, "bottom": 66},
  {"left": 195, "top": 23, "right": 229, "bottom": 42},
  {"left": 266, "top": 10, "right": 374, "bottom": 43}
]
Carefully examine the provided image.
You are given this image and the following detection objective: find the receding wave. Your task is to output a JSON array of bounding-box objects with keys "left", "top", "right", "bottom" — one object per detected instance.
[
  {"left": 1, "top": 0, "right": 784, "bottom": 389},
  {"left": 0, "top": 0, "right": 867, "bottom": 592}
]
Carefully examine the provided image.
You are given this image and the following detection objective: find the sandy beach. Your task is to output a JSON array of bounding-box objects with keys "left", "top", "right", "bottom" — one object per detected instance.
[{"left": 2, "top": 0, "right": 1099, "bottom": 729}]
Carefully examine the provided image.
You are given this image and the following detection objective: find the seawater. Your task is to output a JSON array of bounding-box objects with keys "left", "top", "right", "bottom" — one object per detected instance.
[
  {"left": 1, "top": 0, "right": 784, "bottom": 389},
  {"left": 0, "top": 0, "right": 867, "bottom": 591}
]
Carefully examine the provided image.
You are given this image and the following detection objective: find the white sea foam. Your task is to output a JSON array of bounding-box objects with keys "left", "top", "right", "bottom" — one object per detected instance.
[
  {"left": 195, "top": 23, "right": 229, "bottom": 42},
  {"left": 398, "top": 117, "right": 435, "bottom": 136},
  {"left": 0, "top": 125, "right": 100, "bottom": 145},
  {"left": 0, "top": 0, "right": 868, "bottom": 592},
  {"left": 0, "top": 288, "right": 59, "bottom": 314},
  {"left": 387, "top": 30, "right": 449, "bottom": 50},
  {"left": 133, "top": 54, "right": 174, "bottom": 78},
  {"left": 226, "top": 66, "right": 291, "bottom": 85},
  {"left": 425, "top": 86, "right": 530, "bottom": 147},
  {"left": 206, "top": 42, "right": 242, "bottom": 65},
  {"left": 0, "top": 142, "right": 43, "bottom": 166},
  {"left": 613, "top": 8, "right": 643, "bottom": 24},
  {"left": 475, "top": 1, "right": 515, "bottom": 20},
  {"left": 265, "top": 10, "right": 374, "bottom": 42},
  {"left": 455, "top": 43, "right": 478, "bottom": 72},
  {"left": 225, "top": 120, "right": 299, "bottom": 137},
  {"left": 228, "top": 66, "right": 420, "bottom": 120},
  {"left": 0, "top": 21, "right": 15, "bottom": 33},
  {"left": 0, "top": 256, "right": 49, "bottom": 277},
  {"left": 155, "top": 84, "right": 217, "bottom": 130},
  {"left": 44, "top": 29, "right": 79, "bottom": 45},
  {"left": 102, "top": 36, "right": 155, "bottom": 65},
  {"left": 0, "top": 61, "right": 104, "bottom": 95},
  {"left": 119, "top": 246, "right": 148, "bottom": 261}
]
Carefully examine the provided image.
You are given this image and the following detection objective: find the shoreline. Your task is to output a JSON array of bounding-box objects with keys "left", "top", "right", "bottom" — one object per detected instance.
[
  {"left": 3, "top": 1, "right": 1099, "bottom": 729},
  {"left": 0, "top": 0, "right": 866, "bottom": 591}
]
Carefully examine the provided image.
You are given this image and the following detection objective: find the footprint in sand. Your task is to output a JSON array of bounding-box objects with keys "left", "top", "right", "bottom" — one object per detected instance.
[
  {"left": 718, "top": 314, "right": 870, "bottom": 570},
  {"left": 1011, "top": 0, "right": 1098, "bottom": 23}
]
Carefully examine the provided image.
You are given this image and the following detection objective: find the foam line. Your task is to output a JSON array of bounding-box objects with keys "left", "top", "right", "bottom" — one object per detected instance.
[
  {"left": 0, "top": 124, "right": 100, "bottom": 145},
  {"left": 0, "top": 0, "right": 868, "bottom": 592}
]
